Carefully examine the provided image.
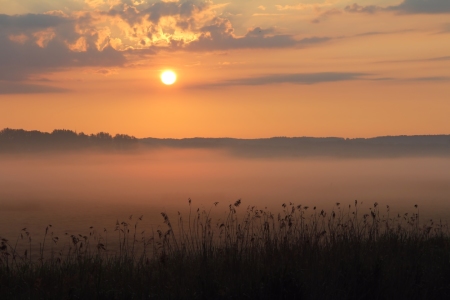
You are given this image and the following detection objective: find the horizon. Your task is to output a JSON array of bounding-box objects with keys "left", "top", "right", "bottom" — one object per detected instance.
[{"left": 2, "top": 127, "right": 450, "bottom": 140}]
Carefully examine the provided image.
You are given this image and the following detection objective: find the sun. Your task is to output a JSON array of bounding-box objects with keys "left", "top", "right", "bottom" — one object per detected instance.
[{"left": 160, "top": 70, "right": 177, "bottom": 85}]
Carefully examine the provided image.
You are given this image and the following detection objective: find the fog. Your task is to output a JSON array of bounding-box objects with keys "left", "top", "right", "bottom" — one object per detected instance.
[{"left": 1, "top": 149, "right": 450, "bottom": 242}]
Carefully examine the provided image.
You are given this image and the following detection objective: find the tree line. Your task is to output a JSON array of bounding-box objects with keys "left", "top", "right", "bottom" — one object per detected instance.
[{"left": 0, "top": 128, "right": 138, "bottom": 152}]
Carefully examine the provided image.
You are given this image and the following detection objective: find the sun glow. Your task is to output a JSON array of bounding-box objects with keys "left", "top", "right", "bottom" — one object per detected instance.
[{"left": 161, "top": 70, "right": 177, "bottom": 85}]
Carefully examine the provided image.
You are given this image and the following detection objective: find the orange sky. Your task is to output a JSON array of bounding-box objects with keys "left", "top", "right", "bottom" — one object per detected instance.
[{"left": 0, "top": 0, "right": 449, "bottom": 138}]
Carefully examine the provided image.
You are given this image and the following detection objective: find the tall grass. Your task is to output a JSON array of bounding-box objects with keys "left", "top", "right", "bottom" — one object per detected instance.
[{"left": 1, "top": 199, "right": 450, "bottom": 299}]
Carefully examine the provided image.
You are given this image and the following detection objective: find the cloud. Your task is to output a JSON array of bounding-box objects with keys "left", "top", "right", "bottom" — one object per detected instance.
[
  {"left": 144, "top": 0, "right": 209, "bottom": 23},
  {"left": 94, "top": 68, "right": 118, "bottom": 75},
  {"left": 2, "top": 1, "right": 315, "bottom": 83},
  {"left": 0, "top": 11, "right": 126, "bottom": 81},
  {"left": 427, "top": 56, "right": 450, "bottom": 61},
  {"left": 252, "top": 13, "right": 287, "bottom": 17},
  {"left": 276, "top": 2, "right": 334, "bottom": 11},
  {"left": 439, "top": 23, "right": 450, "bottom": 33},
  {"left": 344, "top": 4, "right": 382, "bottom": 14},
  {"left": 352, "top": 29, "right": 415, "bottom": 38},
  {"left": 374, "top": 55, "right": 450, "bottom": 64},
  {"left": 406, "top": 76, "right": 450, "bottom": 82},
  {"left": 100, "top": 1, "right": 321, "bottom": 52},
  {"left": 186, "top": 20, "right": 296, "bottom": 50},
  {"left": 0, "top": 13, "right": 69, "bottom": 29},
  {"left": 194, "top": 72, "right": 370, "bottom": 88},
  {"left": 85, "top": 0, "right": 122, "bottom": 10},
  {"left": 345, "top": 0, "right": 450, "bottom": 15},
  {"left": 105, "top": 0, "right": 211, "bottom": 27},
  {"left": 392, "top": 0, "right": 450, "bottom": 14},
  {"left": 192, "top": 72, "right": 450, "bottom": 88},
  {"left": 311, "top": 8, "right": 342, "bottom": 24},
  {"left": 184, "top": 18, "right": 332, "bottom": 51},
  {"left": 0, "top": 32, "right": 126, "bottom": 80},
  {"left": 395, "top": 57, "right": 450, "bottom": 64},
  {"left": 0, "top": 81, "right": 69, "bottom": 94},
  {"left": 0, "top": 1, "right": 338, "bottom": 86},
  {"left": 95, "top": 1, "right": 306, "bottom": 53}
]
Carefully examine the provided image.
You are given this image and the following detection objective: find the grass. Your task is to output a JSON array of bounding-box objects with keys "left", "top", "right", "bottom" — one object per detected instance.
[{"left": 1, "top": 199, "right": 450, "bottom": 299}]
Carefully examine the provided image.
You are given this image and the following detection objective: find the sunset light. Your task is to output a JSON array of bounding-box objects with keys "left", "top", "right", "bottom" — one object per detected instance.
[
  {"left": 160, "top": 70, "right": 177, "bottom": 85},
  {"left": 2, "top": 1, "right": 450, "bottom": 298}
]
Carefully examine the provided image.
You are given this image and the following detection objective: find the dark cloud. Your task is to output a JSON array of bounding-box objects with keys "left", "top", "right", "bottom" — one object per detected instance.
[
  {"left": 0, "top": 11, "right": 126, "bottom": 81},
  {"left": 106, "top": 0, "right": 209, "bottom": 27},
  {"left": 372, "top": 76, "right": 450, "bottom": 82},
  {"left": 0, "top": 32, "right": 126, "bottom": 81},
  {"left": 193, "top": 73, "right": 450, "bottom": 88},
  {"left": 345, "top": 0, "right": 450, "bottom": 15},
  {"left": 145, "top": 1, "right": 207, "bottom": 23},
  {"left": 105, "top": 5, "right": 143, "bottom": 26},
  {"left": 0, "top": 13, "right": 68, "bottom": 29},
  {"left": 0, "top": 81, "right": 69, "bottom": 94},
  {"left": 407, "top": 76, "right": 450, "bottom": 81},
  {"left": 391, "top": 0, "right": 450, "bottom": 14},
  {"left": 193, "top": 72, "right": 369, "bottom": 88},
  {"left": 297, "top": 36, "right": 332, "bottom": 45},
  {"left": 377, "top": 56, "right": 450, "bottom": 63},
  {"left": 185, "top": 18, "right": 330, "bottom": 51},
  {"left": 352, "top": 29, "right": 415, "bottom": 37},
  {"left": 146, "top": 2, "right": 181, "bottom": 23}
]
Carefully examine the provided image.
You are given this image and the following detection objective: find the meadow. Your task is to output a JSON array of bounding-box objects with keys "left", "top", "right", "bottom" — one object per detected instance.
[{"left": 1, "top": 199, "right": 450, "bottom": 299}]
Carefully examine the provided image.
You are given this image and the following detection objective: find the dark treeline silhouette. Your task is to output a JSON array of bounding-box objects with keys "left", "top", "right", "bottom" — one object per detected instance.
[
  {"left": 142, "top": 135, "right": 450, "bottom": 158},
  {"left": 1, "top": 128, "right": 450, "bottom": 157},
  {"left": 0, "top": 128, "right": 138, "bottom": 153}
]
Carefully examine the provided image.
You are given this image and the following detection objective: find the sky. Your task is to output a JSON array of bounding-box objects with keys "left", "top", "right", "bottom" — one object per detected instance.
[{"left": 0, "top": 0, "right": 449, "bottom": 138}]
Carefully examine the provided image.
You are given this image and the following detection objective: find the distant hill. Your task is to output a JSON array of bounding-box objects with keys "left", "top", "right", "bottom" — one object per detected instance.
[{"left": 1, "top": 128, "right": 450, "bottom": 157}]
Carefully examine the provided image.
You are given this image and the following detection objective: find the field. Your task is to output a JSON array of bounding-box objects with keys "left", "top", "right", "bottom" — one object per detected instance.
[{"left": 1, "top": 200, "right": 450, "bottom": 299}]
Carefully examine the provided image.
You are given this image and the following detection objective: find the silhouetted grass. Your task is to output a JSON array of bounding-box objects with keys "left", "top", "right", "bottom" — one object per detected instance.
[{"left": 1, "top": 200, "right": 450, "bottom": 299}]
